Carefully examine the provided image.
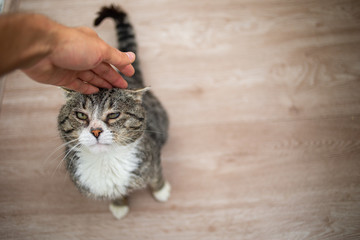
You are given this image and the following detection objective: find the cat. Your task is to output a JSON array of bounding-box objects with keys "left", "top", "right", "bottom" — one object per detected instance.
[{"left": 57, "top": 5, "right": 170, "bottom": 219}]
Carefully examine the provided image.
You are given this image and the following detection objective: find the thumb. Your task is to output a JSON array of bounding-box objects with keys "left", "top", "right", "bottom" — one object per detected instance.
[{"left": 103, "top": 45, "right": 136, "bottom": 70}]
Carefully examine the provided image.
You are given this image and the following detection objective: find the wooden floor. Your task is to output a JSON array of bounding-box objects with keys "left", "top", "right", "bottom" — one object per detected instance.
[{"left": 1, "top": 0, "right": 360, "bottom": 239}]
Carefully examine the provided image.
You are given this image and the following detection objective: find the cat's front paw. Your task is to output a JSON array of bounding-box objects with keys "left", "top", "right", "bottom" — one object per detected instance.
[
  {"left": 109, "top": 203, "right": 129, "bottom": 220},
  {"left": 153, "top": 181, "right": 171, "bottom": 202}
]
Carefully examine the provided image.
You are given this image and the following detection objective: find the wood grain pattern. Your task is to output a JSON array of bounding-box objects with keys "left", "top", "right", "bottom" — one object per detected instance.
[{"left": 1, "top": 0, "right": 360, "bottom": 239}]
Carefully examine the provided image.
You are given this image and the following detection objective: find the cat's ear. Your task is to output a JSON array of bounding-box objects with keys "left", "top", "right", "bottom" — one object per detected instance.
[
  {"left": 60, "top": 87, "right": 77, "bottom": 99},
  {"left": 130, "top": 87, "right": 150, "bottom": 102}
]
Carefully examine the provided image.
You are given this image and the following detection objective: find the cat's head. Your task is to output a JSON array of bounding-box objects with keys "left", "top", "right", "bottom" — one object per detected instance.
[{"left": 58, "top": 88, "right": 149, "bottom": 153}]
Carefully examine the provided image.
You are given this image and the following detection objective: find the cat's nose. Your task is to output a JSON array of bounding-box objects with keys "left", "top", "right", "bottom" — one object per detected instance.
[{"left": 90, "top": 128, "right": 103, "bottom": 138}]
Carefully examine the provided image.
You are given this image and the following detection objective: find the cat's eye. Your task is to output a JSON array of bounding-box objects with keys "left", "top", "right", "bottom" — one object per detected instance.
[
  {"left": 75, "top": 112, "right": 88, "bottom": 121},
  {"left": 107, "top": 112, "right": 121, "bottom": 120}
]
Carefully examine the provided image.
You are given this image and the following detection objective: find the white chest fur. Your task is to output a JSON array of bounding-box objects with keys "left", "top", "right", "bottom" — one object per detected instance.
[{"left": 75, "top": 140, "right": 141, "bottom": 199}]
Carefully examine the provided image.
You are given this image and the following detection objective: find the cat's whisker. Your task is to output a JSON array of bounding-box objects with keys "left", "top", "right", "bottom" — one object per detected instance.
[
  {"left": 112, "top": 134, "right": 134, "bottom": 144},
  {"left": 119, "top": 135, "right": 133, "bottom": 141},
  {"left": 52, "top": 143, "right": 81, "bottom": 177},
  {"left": 117, "top": 135, "right": 135, "bottom": 145},
  {"left": 43, "top": 138, "right": 79, "bottom": 166},
  {"left": 52, "top": 142, "right": 81, "bottom": 177}
]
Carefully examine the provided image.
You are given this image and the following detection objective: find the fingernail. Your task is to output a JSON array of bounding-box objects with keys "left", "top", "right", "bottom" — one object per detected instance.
[{"left": 126, "top": 52, "right": 136, "bottom": 62}]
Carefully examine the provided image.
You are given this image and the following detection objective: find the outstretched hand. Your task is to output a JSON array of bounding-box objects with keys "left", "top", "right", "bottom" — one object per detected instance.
[
  {"left": 0, "top": 13, "right": 135, "bottom": 94},
  {"left": 22, "top": 26, "right": 135, "bottom": 94}
]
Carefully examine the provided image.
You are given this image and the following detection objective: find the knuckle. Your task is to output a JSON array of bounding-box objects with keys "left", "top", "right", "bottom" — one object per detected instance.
[
  {"left": 78, "top": 26, "right": 97, "bottom": 36},
  {"left": 78, "top": 83, "right": 90, "bottom": 94},
  {"left": 97, "top": 64, "right": 111, "bottom": 76},
  {"left": 84, "top": 71, "right": 95, "bottom": 82}
]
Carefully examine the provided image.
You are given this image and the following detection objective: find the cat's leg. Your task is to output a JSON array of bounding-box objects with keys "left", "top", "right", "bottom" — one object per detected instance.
[
  {"left": 109, "top": 197, "right": 129, "bottom": 220},
  {"left": 149, "top": 168, "right": 171, "bottom": 202}
]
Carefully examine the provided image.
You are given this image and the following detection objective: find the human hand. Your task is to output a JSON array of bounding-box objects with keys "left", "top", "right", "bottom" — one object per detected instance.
[{"left": 22, "top": 25, "right": 135, "bottom": 94}]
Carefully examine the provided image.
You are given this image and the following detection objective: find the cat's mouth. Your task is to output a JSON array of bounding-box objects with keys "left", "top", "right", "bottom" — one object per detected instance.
[
  {"left": 88, "top": 142, "right": 112, "bottom": 153},
  {"left": 94, "top": 141, "right": 110, "bottom": 145}
]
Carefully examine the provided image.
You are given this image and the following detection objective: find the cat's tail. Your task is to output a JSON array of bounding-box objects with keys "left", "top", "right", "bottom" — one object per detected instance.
[
  {"left": 94, "top": 5, "right": 142, "bottom": 84},
  {"left": 94, "top": 5, "right": 137, "bottom": 54}
]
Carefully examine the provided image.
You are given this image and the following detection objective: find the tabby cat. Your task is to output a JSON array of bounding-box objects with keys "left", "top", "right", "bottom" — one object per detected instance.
[{"left": 57, "top": 5, "right": 170, "bottom": 219}]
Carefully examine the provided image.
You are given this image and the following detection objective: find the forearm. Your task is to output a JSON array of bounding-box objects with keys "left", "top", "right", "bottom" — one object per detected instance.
[
  {"left": 0, "top": 13, "right": 60, "bottom": 75},
  {"left": 0, "top": 9, "right": 134, "bottom": 94}
]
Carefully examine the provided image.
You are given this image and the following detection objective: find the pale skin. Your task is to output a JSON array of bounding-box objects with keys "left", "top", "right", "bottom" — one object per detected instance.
[{"left": 0, "top": 13, "right": 136, "bottom": 94}]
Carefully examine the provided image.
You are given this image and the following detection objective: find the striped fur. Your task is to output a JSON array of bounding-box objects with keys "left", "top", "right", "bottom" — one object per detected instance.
[
  {"left": 57, "top": 5, "right": 170, "bottom": 219},
  {"left": 94, "top": 5, "right": 142, "bottom": 85}
]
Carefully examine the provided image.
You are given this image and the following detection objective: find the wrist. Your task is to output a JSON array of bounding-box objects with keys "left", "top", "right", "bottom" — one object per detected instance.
[{"left": 0, "top": 13, "right": 63, "bottom": 74}]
